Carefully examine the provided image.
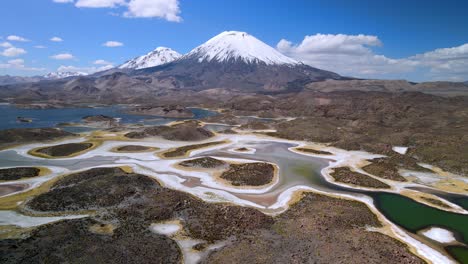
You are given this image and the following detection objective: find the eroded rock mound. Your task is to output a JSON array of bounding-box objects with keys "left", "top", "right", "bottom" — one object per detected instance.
[
  {"left": 127, "top": 105, "right": 194, "bottom": 118},
  {"left": 0, "top": 128, "right": 75, "bottom": 148},
  {"left": 330, "top": 167, "right": 390, "bottom": 188},
  {"left": 34, "top": 143, "right": 93, "bottom": 157},
  {"left": 0, "top": 218, "right": 182, "bottom": 264},
  {"left": 203, "top": 193, "right": 424, "bottom": 264},
  {"left": 179, "top": 157, "right": 227, "bottom": 169},
  {"left": 220, "top": 162, "right": 275, "bottom": 186},
  {"left": 0, "top": 167, "right": 40, "bottom": 181},
  {"left": 115, "top": 145, "right": 155, "bottom": 152},
  {"left": 82, "top": 115, "right": 119, "bottom": 128},
  {"left": 27, "top": 167, "right": 157, "bottom": 211},
  {"left": 125, "top": 121, "right": 214, "bottom": 141}
]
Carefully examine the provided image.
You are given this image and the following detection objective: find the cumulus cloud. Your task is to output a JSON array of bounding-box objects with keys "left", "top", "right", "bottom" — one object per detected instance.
[
  {"left": 75, "top": 0, "right": 125, "bottom": 8},
  {"left": 0, "top": 42, "right": 13, "bottom": 48},
  {"left": 1, "top": 47, "right": 27, "bottom": 57},
  {"left": 0, "top": 58, "right": 45, "bottom": 71},
  {"left": 6, "top": 35, "right": 29, "bottom": 42},
  {"left": 50, "top": 37, "right": 64, "bottom": 42},
  {"left": 277, "top": 34, "right": 468, "bottom": 81},
  {"left": 407, "top": 44, "right": 468, "bottom": 81},
  {"left": 278, "top": 34, "right": 381, "bottom": 56},
  {"left": 124, "top": 0, "right": 182, "bottom": 22},
  {"left": 54, "top": 0, "right": 182, "bottom": 22},
  {"left": 50, "top": 53, "right": 75, "bottom": 60},
  {"left": 93, "top": 59, "right": 112, "bottom": 65},
  {"left": 103, "top": 41, "right": 123, "bottom": 47}
]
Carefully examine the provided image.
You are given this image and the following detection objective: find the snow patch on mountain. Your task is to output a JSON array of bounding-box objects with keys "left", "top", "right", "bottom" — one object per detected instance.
[
  {"left": 185, "top": 31, "right": 300, "bottom": 65},
  {"left": 119, "top": 47, "right": 181, "bottom": 70},
  {"left": 43, "top": 71, "right": 88, "bottom": 79}
]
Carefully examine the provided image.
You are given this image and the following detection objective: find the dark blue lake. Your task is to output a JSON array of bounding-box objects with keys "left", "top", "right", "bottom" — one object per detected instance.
[{"left": 0, "top": 104, "right": 217, "bottom": 131}]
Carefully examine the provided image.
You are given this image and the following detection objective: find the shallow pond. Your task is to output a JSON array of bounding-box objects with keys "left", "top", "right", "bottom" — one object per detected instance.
[{"left": 0, "top": 107, "right": 467, "bottom": 262}]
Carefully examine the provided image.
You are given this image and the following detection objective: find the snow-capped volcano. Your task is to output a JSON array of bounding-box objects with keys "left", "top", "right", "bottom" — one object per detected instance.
[
  {"left": 43, "top": 71, "right": 88, "bottom": 79},
  {"left": 185, "top": 31, "right": 300, "bottom": 65},
  {"left": 135, "top": 31, "right": 343, "bottom": 92},
  {"left": 119, "top": 47, "right": 181, "bottom": 70}
]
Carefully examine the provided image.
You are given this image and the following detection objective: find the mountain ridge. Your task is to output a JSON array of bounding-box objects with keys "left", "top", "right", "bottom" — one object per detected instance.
[{"left": 119, "top": 47, "right": 181, "bottom": 70}]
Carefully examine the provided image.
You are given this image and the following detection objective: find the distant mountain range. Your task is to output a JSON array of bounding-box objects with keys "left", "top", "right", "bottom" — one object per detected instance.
[
  {"left": 1, "top": 31, "right": 467, "bottom": 103},
  {"left": 43, "top": 71, "right": 88, "bottom": 79},
  {"left": 0, "top": 71, "right": 87, "bottom": 86}
]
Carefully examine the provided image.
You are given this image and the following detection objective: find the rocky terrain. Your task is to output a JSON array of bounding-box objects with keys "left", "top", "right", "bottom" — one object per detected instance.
[
  {"left": 330, "top": 167, "right": 390, "bottom": 188},
  {"left": 0, "top": 128, "right": 75, "bottom": 149},
  {"left": 220, "top": 162, "right": 275, "bottom": 186},
  {"left": 126, "top": 105, "right": 194, "bottom": 118},
  {"left": 33, "top": 142, "right": 93, "bottom": 157},
  {"left": 82, "top": 115, "right": 119, "bottom": 128},
  {"left": 179, "top": 157, "right": 227, "bottom": 169},
  {"left": 296, "top": 148, "right": 333, "bottom": 155},
  {"left": 0, "top": 167, "right": 423, "bottom": 263},
  {"left": 125, "top": 121, "right": 214, "bottom": 141},
  {"left": 204, "top": 192, "right": 423, "bottom": 264},
  {"left": 216, "top": 91, "right": 468, "bottom": 177},
  {"left": 114, "top": 145, "right": 156, "bottom": 152},
  {"left": 0, "top": 167, "right": 40, "bottom": 181},
  {"left": 161, "top": 141, "right": 226, "bottom": 158}
]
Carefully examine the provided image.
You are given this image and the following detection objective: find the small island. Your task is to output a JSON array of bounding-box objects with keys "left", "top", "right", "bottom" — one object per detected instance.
[
  {"left": 31, "top": 142, "right": 94, "bottom": 158},
  {"left": 295, "top": 147, "right": 332, "bottom": 155},
  {"left": 161, "top": 141, "right": 226, "bottom": 158},
  {"left": 125, "top": 121, "right": 214, "bottom": 141},
  {"left": 113, "top": 145, "right": 158, "bottom": 153},
  {"left": 0, "top": 167, "right": 40, "bottom": 181},
  {"left": 179, "top": 157, "right": 227, "bottom": 169},
  {"left": 220, "top": 162, "right": 275, "bottom": 186},
  {"left": 126, "top": 105, "right": 194, "bottom": 118},
  {"left": 82, "top": 115, "right": 119, "bottom": 128},
  {"left": 330, "top": 167, "right": 390, "bottom": 189},
  {"left": 16, "top": 117, "right": 32, "bottom": 123}
]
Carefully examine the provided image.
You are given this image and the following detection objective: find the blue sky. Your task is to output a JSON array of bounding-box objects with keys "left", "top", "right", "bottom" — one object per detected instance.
[{"left": 1, "top": 0, "right": 467, "bottom": 81}]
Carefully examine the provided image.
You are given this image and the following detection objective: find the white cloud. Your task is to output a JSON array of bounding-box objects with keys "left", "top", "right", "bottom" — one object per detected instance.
[
  {"left": 0, "top": 42, "right": 13, "bottom": 48},
  {"left": 277, "top": 34, "right": 468, "bottom": 81},
  {"left": 408, "top": 44, "right": 468, "bottom": 81},
  {"left": 93, "top": 59, "right": 112, "bottom": 65},
  {"left": 50, "top": 37, "right": 64, "bottom": 42},
  {"left": 54, "top": 0, "right": 182, "bottom": 22},
  {"left": 6, "top": 58, "right": 25, "bottom": 66},
  {"left": 75, "top": 0, "right": 125, "bottom": 8},
  {"left": 34, "top": 45, "right": 47, "bottom": 49},
  {"left": 50, "top": 53, "right": 75, "bottom": 60},
  {"left": 103, "top": 41, "right": 123, "bottom": 47},
  {"left": 6, "top": 35, "right": 29, "bottom": 42},
  {"left": 0, "top": 58, "right": 45, "bottom": 71},
  {"left": 278, "top": 34, "right": 381, "bottom": 56},
  {"left": 124, "top": 0, "right": 182, "bottom": 22},
  {"left": 1, "top": 47, "right": 27, "bottom": 57}
]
